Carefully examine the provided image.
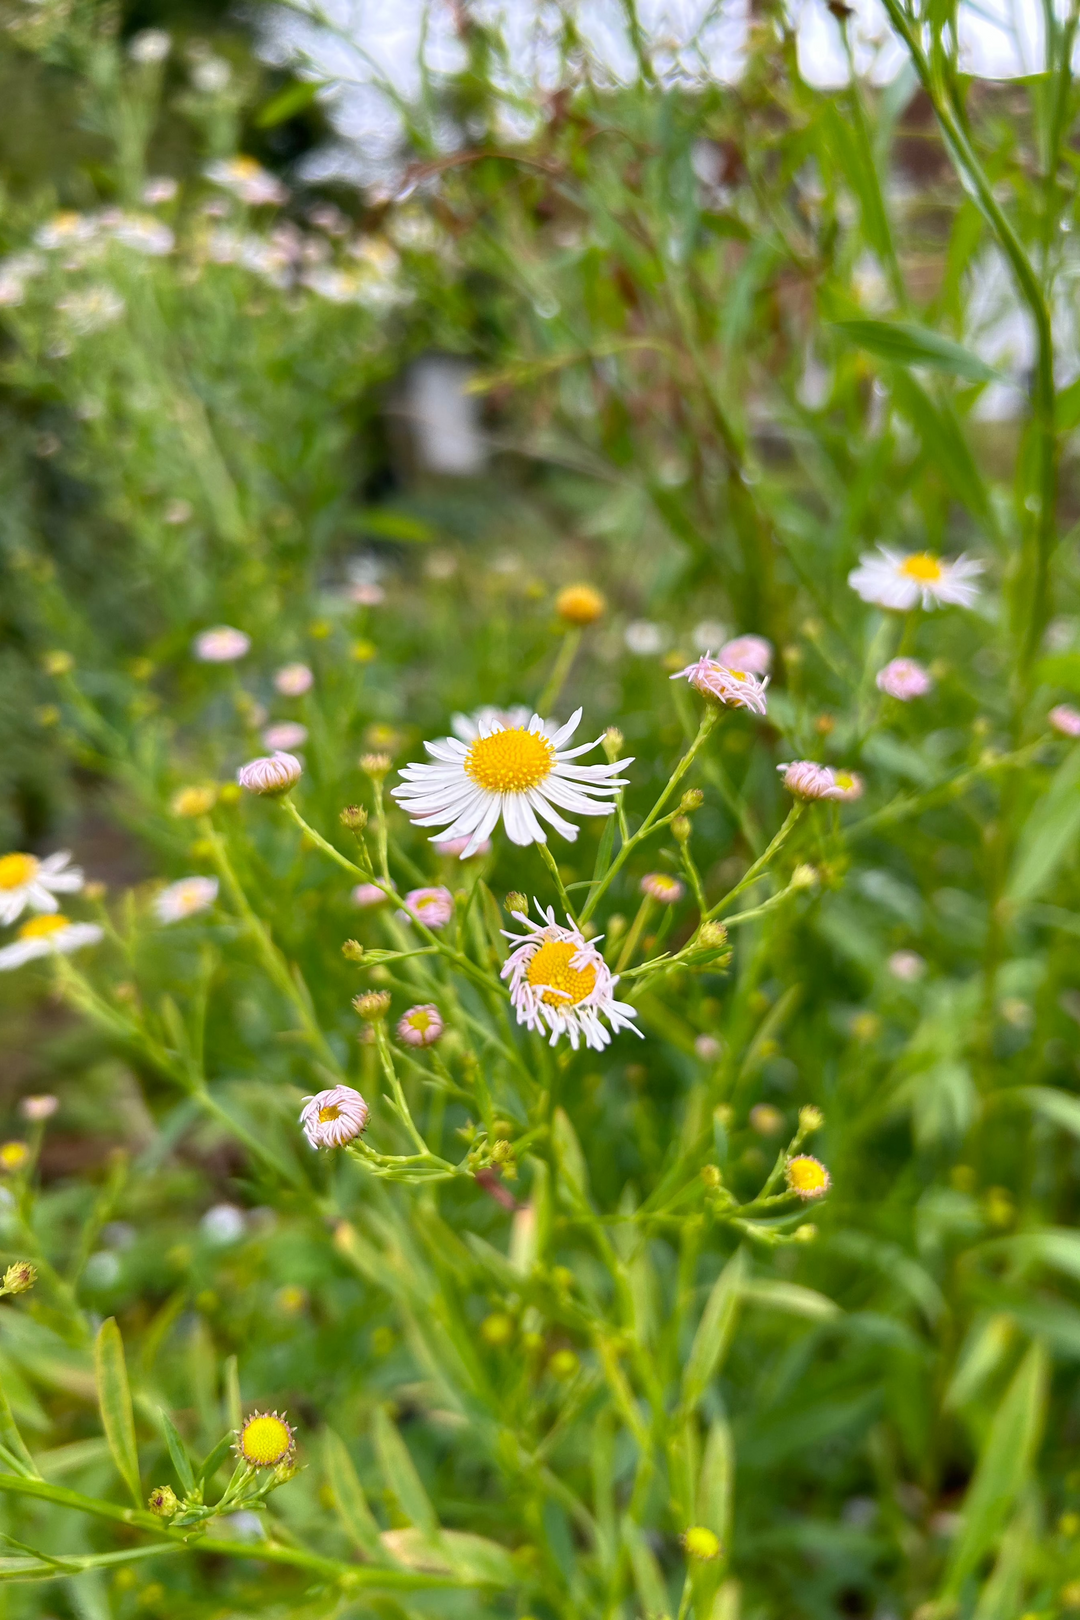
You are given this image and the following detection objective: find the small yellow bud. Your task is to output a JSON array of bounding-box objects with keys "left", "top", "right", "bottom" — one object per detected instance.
[
  {"left": 339, "top": 805, "right": 368, "bottom": 831},
  {"left": 352, "top": 990, "right": 391, "bottom": 1022},
  {"left": 504, "top": 892, "right": 528, "bottom": 916},
  {"left": 681, "top": 1526, "right": 721, "bottom": 1561},
  {"left": 679, "top": 788, "right": 704, "bottom": 811},
  {"left": 555, "top": 584, "right": 606, "bottom": 626},
  {"left": 1, "top": 1262, "right": 36, "bottom": 1295},
  {"left": 671, "top": 815, "right": 692, "bottom": 843},
  {"left": 701, "top": 1165, "right": 722, "bottom": 1189},
  {"left": 602, "top": 727, "right": 624, "bottom": 763},
  {"left": 308, "top": 619, "right": 332, "bottom": 640},
  {"left": 749, "top": 1104, "right": 783, "bottom": 1137},
  {"left": 84, "top": 881, "right": 107, "bottom": 901},
  {"left": 480, "top": 1312, "right": 514, "bottom": 1347},
  {"left": 799, "top": 1105, "right": 824, "bottom": 1134},
  {"left": 341, "top": 939, "right": 365, "bottom": 962},
  {"left": 351, "top": 639, "right": 377, "bottom": 663},
  {"left": 35, "top": 705, "right": 60, "bottom": 727},
  {"left": 790, "top": 864, "right": 818, "bottom": 889},
  {"left": 171, "top": 785, "right": 217, "bottom": 818},
  {"left": 148, "top": 1485, "right": 179, "bottom": 1518},
  {"left": 360, "top": 752, "right": 391, "bottom": 778},
  {"left": 793, "top": 1223, "right": 818, "bottom": 1243},
  {"left": 43, "top": 650, "right": 74, "bottom": 676},
  {"left": 0, "top": 1143, "right": 30, "bottom": 1174},
  {"left": 218, "top": 782, "right": 242, "bottom": 806},
  {"left": 548, "top": 1348, "right": 579, "bottom": 1379}
]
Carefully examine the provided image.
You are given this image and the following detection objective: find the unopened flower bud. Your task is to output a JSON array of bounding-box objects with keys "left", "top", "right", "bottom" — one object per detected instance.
[
  {"left": 360, "top": 753, "right": 391, "bottom": 779},
  {"left": 793, "top": 1223, "right": 818, "bottom": 1244},
  {"left": 556, "top": 583, "right": 606, "bottom": 626},
  {"left": 272, "top": 1460, "right": 299, "bottom": 1484},
  {"left": 339, "top": 804, "right": 368, "bottom": 831},
  {"left": 671, "top": 815, "right": 692, "bottom": 844},
  {"left": 679, "top": 788, "right": 703, "bottom": 811},
  {"left": 504, "top": 892, "right": 528, "bottom": 916},
  {"left": 695, "top": 921, "right": 729, "bottom": 953},
  {"left": 352, "top": 990, "right": 391, "bottom": 1022},
  {"left": 1, "top": 1262, "right": 36, "bottom": 1296},
  {"left": 341, "top": 940, "right": 365, "bottom": 962},
  {"left": 148, "top": 1485, "right": 179, "bottom": 1518},
  {"left": 790, "top": 864, "right": 818, "bottom": 889},
  {"left": 171, "top": 785, "right": 217, "bottom": 818},
  {"left": 682, "top": 1526, "right": 721, "bottom": 1561},
  {"left": 799, "top": 1105, "right": 824, "bottom": 1134},
  {"left": 701, "top": 1164, "right": 722, "bottom": 1189},
  {"left": 237, "top": 752, "right": 302, "bottom": 796},
  {"left": 43, "top": 650, "right": 74, "bottom": 677},
  {"left": 602, "top": 727, "right": 624, "bottom": 763}
]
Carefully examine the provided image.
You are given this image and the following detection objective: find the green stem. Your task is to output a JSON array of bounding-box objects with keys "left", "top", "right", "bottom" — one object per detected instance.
[
  {"left": 538, "top": 628, "right": 582, "bottom": 715},
  {"left": 537, "top": 839, "right": 578, "bottom": 923},
  {"left": 706, "top": 804, "right": 804, "bottom": 919}
]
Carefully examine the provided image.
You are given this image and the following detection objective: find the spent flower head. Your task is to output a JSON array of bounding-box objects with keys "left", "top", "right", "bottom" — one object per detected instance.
[
  {"left": 353, "top": 990, "right": 391, "bottom": 1022},
  {"left": 671, "top": 654, "right": 768, "bottom": 714},
  {"left": 148, "top": 1485, "right": 179, "bottom": 1518}
]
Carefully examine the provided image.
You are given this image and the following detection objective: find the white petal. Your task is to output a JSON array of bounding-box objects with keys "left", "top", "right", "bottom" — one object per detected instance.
[{"left": 548, "top": 709, "right": 583, "bottom": 749}]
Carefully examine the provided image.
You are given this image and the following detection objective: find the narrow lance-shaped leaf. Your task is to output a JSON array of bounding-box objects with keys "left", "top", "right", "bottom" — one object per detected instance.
[
  {"left": 158, "top": 1411, "right": 196, "bottom": 1497},
  {"left": 94, "top": 1319, "right": 141, "bottom": 1508},
  {"left": 681, "top": 1249, "right": 747, "bottom": 1414},
  {"left": 322, "top": 1429, "right": 387, "bottom": 1562},
  {"left": 832, "top": 318, "right": 1001, "bottom": 382},
  {"left": 623, "top": 1517, "right": 670, "bottom": 1618},
  {"left": 373, "top": 1406, "right": 439, "bottom": 1541},
  {"left": 0, "top": 1370, "right": 40, "bottom": 1480}
]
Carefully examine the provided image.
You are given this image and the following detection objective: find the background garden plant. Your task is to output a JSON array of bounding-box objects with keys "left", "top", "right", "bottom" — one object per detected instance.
[{"left": 2, "top": 1, "right": 1080, "bottom": 1617}]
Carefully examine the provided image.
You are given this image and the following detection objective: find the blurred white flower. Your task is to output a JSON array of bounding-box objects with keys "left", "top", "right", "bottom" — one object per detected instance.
[
  {"left": 109, "top": 214, "right": 174, "bottom": 256},
  {"left": 849, "top": 547, "right": 982, "bottom": 611},
  {"left": 56, "top": 286, "right": 125, "bottom": 335},
  {"left": 274, "top": 663, "right": 314, "bottom": 696},
  {"left": 143, "top": 177, "right": 179, "bottom": 206},
  {"left": 625, "top": 620, "right": 665, "bottom": 655},
  {"left": 19, "top": 1095, "right": 59, "bottom": 1122},
  {"left": 153, "top": 876, "right": 219, "bottom": 924},
  {"left": 1050, "top": 704, "right": 1080, "bottom": 738},
  {"left": 192, "top": 56, "right": 232, "bottom": 92},
  {"left": 876, "top": 658, "right": 933, "bottom": 700},
  {"left": 200, "top": 1203, "right": 245, "bottom": 1244},
  {"left": 888, "top": 950, "right": 926, "bottom": 982},
  {"left": 205, "top": 157, "right": 288, "bottom": 207},
  {"left": 0, "top": 915, "right": 103, "bottom": 972},
  {"left": 36, "top": 212, "right": 97, "bottom": 250},
  {"left": 402, "top": 886, "right": 454, "bottom": 928},
  {"left": 0, "top": 851, "right": 83, "bottom": 925},
  {"left": 193, "top": 626, "right": 250, "bottom": 662},
  {"left": 352, "top": 883, "right": 386, "bottom": 907},
  {"left": 127, "top": 29, "right": 171, "bottom": 63}
]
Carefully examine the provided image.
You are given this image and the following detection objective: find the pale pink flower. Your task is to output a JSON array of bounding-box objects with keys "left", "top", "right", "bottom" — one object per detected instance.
[
  {"left": 778, "top": 762, "right": 863, "bottom": 802},
  {"left": 274, "top": 663, "right": 314, "bottom": 696},
  {"left": 352, "top": 883, "right": 387, "bottom": 907},
  {"left": 397, "top": 1004, "right": 444, "bottom": 1047},
  {"left": 641, "top": 872, "right": 685, "bottom": 904},
  {"left": 876, "top": 658, "right": 932, "bottom": 701},
  {"left": 19, "top": 1095, "right": 58, "bottom": 1121},
  {"left": 888, "top": 950, "right": 925, "bottom": 982},
  {"left": 349, "top": 582, "right": 385, "bottom": 606},
  {"left": 1050, "top": 704, "right": 1080, "bottom": 738},
  {"left": 194, "top": 626, "right": 250, "bottom": 663},
  {"left": 299, "top": 1085, "right": 368, "bottom": 1149},
  {"left": 501, "top": 902, "right": 641, "bottom": 1051},
  {"left": 153, "top": 876, "right": 218, "bottom": 923},
  {"left": 434, "top": 836, "right": 492, "bottom": 858},
  {"left": 237, "top": 752, "right": 302, "bottom": 795},
  {"left": 403, "top": 887, "right": 454, "bottom": 928},
  {"left": 262, "top": 722, "right": 308, "bottom": 751},
  {"left": 694, "top": 1035, "right": 722, "bottom": 1061},
  {"left": 718, "top": 634, "right": 772, "bottom": 675},
  {"left": 670, "top": 655, "right": 768, "bottom": 715}
]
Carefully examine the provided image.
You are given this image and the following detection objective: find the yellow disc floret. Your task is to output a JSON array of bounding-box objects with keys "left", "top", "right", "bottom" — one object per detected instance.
[
  {"left": 236, "top": 1411, "right": 294, "bottom": 1468},
  {"left": 18, "top": 914, "right": 69, "bottom": 941},
  {"left": 682, "top": 1526, "right": 722, "bottom": 1561},
  {"left": 899, "top": 552, "right": 943, "bottom": 583},
  {"left": 0, "top": 854, "right": 37, "bottom": 891},
  {"left": 785, "top": 1154, "right": 831, "bottom": 1200},
  {"left": 526, "top": 939, "right": 597, "bottom": 1007},
  {"left": 465, "top": 728, "right": 555, "bottom": 794},
  {"left": 556, "top": 584, "right": 606, "bottom": 626}
]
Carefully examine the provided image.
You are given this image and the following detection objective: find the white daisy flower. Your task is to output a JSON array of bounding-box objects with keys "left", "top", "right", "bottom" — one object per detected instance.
[
  {"left": 501, "top": 904, "right": 641, "bottom": 1051},
  {"left": 670, "top": 655, "right": 769, "bottom": 715},
  {"left": 299, "top": 1085, "right": 369, "bottom": 1149},
  {"left": 205, "top": 157, "right": 288, "bottom": 208},
  {"left": 0, "top": 851, "right": 83, "bottom": 926},
  {"left": 153, "top": 876, "right": 218, "bottom": 924},
  {"left": 392, "top": 709, "right": 632, "bottom": 859},
  {"left": 450, "top": 706, "right": 540, "bottom": 742},
  {"left": 0, "top": 914, "right": 103, "bottom": 971},
  {"left": 847, "top": 546, "right": 982, "bottom": 611}
]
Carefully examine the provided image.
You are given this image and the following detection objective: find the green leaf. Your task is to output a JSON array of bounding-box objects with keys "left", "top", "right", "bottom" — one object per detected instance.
[
  {"left": 254, "top": 79, "right": 321, "bottom": 129},
  {"left": 741, "top": 1279, "right": 841, "bottom": 1320},
  {"left": 681, "top": 1249, "right": 747, "bottom": 1413},
  {"left": 0, "top": 1371, "right": 39, "bottom": 1480},
  {"left": 197, "top": 1433, "right": 235, "bottom": 1487},
  {"left": 158, "top": 1412, "right": 195, "bottom": 1497},
  {"left": 322, "top": 1430, "right": 386, "bottom": 1561},
  {"left": 832, "top": 318, "right": 1001, "bottom": 382},
  {"left": 1007, "top": 745, "right": 1080, "bottom": 901},
  {"left": 944, "top": 1314, "right": 1016, "bottom": 1411},
  {"left": 552, "top": 1108, "right": 590, "bottom": 1203},
  {"left": 222, "top": 1356, "right": 241, "bottom": 1436},
  {"left": 623, "top": 1517, "right": 670, "bottom": 1618},
  {"left": 373, "top": 1407, "right": 439, "bottom": 1540},
  {"left": 93, "top": 1320, "right": 140, "bottom": 1508},
  {"left": 941, "top": 1341, "right": 1048, "bottom": 1598},
  {"left": 698, "top": 1417, "right": 734, "bottom": 1545},
  {"left": 1019, "top": 1085, "right": 1080, "bottom": 1140},
  {"left": 350, "top": 509, "right": 435, "bottom": 544}
]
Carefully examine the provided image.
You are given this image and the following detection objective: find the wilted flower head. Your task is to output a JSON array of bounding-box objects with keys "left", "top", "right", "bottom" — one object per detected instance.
[
  {"left": 262, "top": 722, "right": 308, "bottom": 752},
  {"left": 274, "top": 663, "right": 314, "bottom": 696},
  {"left": 876, "top": 658, "right": 933, "bottom": 700},
  {"left": 148, "top": 1484, "right": 179, "bottom": 1517},
  {"left": 556, "top": 584, "right": 606, "bottom": 626},
  {"left": 154, "top": 876, "right": 218, "bottom": 924},
  {"left": 718, "top": 634, "right": 772, "bottom": 675},
  {"left": 641, "top": 872, "right": 685, "bottom": 904},
  {"left": 19, "top": 1095, "right": 58, "bottom": 1122},
  {"left": 237, "top": 752, "right": 302, "bottom": 796},
  {"left": 300, "top": 1085, "right": 369, "bottom": 1148},
  {"left": 502, "top": 903, "right": 641, "bottom": 1051},
  {"left": 0, "top": 851, "right": 83, "bottom": 926},
  {"left": 193, "top": 626, "right": 250, "bottom": 663},
  {"left": 778, "top": 762, "right": 862, "bottom": 802},
  {"left": 1050, "top": 704, "right": 1080, "bottom": 738},
  {"left": 785, "top": 1155, "right": 831, "bottom": 1199},
  {"left": 0, "top": 915, "right": 103, "bottom": 972},
  {"left": 235, "top": 1411, "right": 295, "bottom": 1468},
  {"left": 352, "top": 883, "right": 386, "bottom": 908},
  {"left": 671, "top": 655, "right": 768, "bottom": 715},
  {"left": 397, "top": 1004, "right": 444, "bottom": 1047},
  {"left": 395, "top": 709, "right": 630, "bottom": 859},
  {"left": 848, "top": 546, "right": 982, "bottom": 611},
  {"left": 403, "top": 887, "right": 454, "bottom": 929}
]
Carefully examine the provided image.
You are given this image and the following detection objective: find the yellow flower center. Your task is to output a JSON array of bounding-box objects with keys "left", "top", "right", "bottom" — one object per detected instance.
[
  {"left": 833, "top": 772, "right": 856, "bottom": 791},
  {"left": 526, "top": 939, "right": 597, "bottom": 1006},
  {"left": 238, "top": 1413, "right": 292, "bottom": 1467},
  {"left": 406, "top": 1010, "right": 434, "bottom": 1031},
  {"left": 787, "top": 1155, "right": 830, "bottom": 1196},
  {"left": 465, "top": 728, "right": 555, "bottom": 794},
  {"left": 725, "top": 669, "right": 748, "bottom": 681},
  {"left": 0, "top": 1142, "right": 29, "bottom": 1172},
  {"left": 556, "top": 584, "right": 606, "bottom": 626},
  {"left": 0, "top": 854, "right": 38, "bottom": 891},
  {"left": 683, "top": 1526, "right": 722, "bottom": 1561},
  {"left": 18, "top": 914, "right": 69, "bottom": 940},
  {"left": 899, "top": 552, "right": 943, "bottom": 583},
  {"left": 317, "top": 1104, "right": 341, "bottom": 1123}
]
